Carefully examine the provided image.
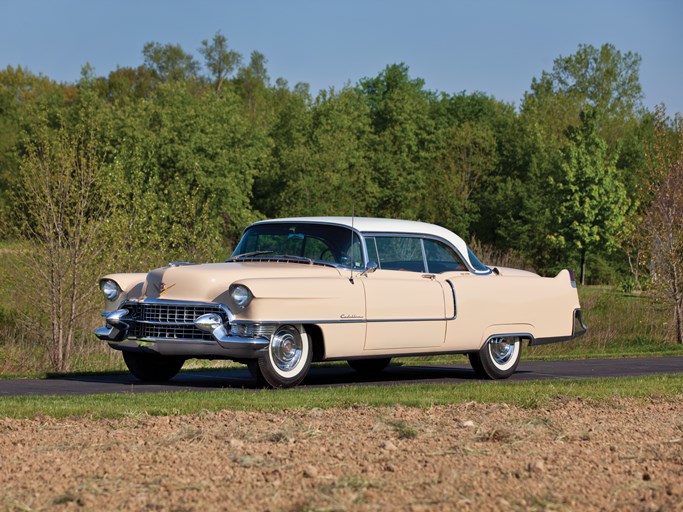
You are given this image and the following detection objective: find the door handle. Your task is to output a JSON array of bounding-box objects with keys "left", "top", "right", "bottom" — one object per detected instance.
[{"left": 422, "top": 274, "right": 436, "bottom": 280}]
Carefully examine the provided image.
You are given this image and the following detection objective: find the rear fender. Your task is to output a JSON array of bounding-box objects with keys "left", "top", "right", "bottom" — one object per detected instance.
[{"left": 478, "top": 324, "right": 535, "bottom": 349}]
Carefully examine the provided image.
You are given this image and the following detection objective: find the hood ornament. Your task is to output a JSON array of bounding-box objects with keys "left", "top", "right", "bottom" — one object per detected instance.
[{"left": 158, "top": 282, "right": 176, "bottom": 295}]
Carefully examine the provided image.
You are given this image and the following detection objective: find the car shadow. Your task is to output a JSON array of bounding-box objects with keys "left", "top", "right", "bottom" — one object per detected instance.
[{"left": 54, "top": 363, "right": 495, "bottom": 392}]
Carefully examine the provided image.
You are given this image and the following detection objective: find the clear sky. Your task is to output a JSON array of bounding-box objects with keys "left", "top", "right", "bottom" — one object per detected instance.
[{"left": 1, "top": 0, "right": 681, "bottom": 114}]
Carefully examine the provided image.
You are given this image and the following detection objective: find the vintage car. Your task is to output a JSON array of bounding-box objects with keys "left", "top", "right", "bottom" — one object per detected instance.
[{"left": 96, "top": 217, "right": 586, "bottom": 387}]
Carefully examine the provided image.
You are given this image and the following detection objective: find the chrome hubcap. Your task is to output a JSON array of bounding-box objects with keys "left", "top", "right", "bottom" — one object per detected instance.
[
  {"left": 489, "top": 337, "right": 516, "bottom": 365},
  {"left": 271, "top": 326, "right": 303, "bottom": 372}
]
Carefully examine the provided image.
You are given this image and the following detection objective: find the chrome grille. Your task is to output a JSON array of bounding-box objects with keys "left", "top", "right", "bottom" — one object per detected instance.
[
  {"left": 134, "top": 323, "right": 214, "bottom": 341},
  {"left": 126, "top": 303, "right": 224, "bottom": 324},
  {"left": 124, "top": 302, "right": 228, "bottom": 341}
]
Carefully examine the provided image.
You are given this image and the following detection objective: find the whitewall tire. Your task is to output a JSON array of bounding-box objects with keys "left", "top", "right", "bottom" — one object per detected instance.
[
  {"left": 468, "top": 336, "right": 522, "bottom": 379},
  {"left": 254, "top": 324, "right": 312, "bottom": 388}
]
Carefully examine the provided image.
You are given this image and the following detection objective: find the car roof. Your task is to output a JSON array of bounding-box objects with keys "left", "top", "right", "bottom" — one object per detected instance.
[{"left": 249, "top": 216, "right": 473, "bottom": 268}]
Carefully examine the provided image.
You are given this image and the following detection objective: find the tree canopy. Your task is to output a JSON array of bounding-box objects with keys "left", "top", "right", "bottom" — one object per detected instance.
[{"left": 0, "top": 40, "right": 676, "bottom": 290}]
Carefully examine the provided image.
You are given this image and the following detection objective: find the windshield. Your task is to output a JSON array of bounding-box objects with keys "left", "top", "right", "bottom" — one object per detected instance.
[{"left": 232, "top": 222, "right": 364, "bottom": 268}]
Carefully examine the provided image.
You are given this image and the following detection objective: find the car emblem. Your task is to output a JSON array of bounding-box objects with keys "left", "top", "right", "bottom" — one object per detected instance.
[{"left": 158, "top": 282, "right": 176, "bottom": 295}]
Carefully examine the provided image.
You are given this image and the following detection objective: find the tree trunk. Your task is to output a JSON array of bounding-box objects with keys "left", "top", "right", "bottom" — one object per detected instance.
[
  {"left": 675, "top": 301, "right": 683, "bottom": 345},
  {"left": 580, "top": 249, "right": 587, "bottom": 286}
]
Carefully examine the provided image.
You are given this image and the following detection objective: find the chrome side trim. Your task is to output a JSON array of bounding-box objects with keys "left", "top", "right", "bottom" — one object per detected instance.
[
  {"left": 483, "top": 333, "right": 533, "bottom": 344},
  {"left": 446, "top": 279, "right": 457, "bottom": 319},
  {"left": 233, "top": 316, "right": 456, "bottom": 325}
]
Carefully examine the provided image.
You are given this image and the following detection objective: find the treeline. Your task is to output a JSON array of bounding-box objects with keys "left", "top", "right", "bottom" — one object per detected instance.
[{"left": 0, "top": 36, "right": 680, "bottom": 286}]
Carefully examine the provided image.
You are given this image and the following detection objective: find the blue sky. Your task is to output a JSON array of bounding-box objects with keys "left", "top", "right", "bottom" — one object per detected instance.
[{"left": 1, "top": 0, "right": 681, "bottom": 114}]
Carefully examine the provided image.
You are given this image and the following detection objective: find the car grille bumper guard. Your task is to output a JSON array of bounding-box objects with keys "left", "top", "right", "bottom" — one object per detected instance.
[{"left": 95, "top": 298, "right": 269, "bottom": 351}]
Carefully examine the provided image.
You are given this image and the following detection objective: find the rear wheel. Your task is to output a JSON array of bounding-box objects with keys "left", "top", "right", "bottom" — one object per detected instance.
[
  {"left": 347, "top": 358, "right": 391, "bottom": 374},
  {"left": 468, "top": 336, "right": 522, "bottom": 379},
  {"left": 122, "top": 351, "right": 185, "bottom": 382},
  {"left": 253, "top": 324, "right": 312, "bottom": 388}
]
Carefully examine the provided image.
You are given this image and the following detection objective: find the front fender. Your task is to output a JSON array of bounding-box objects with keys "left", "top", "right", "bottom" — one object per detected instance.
[
  {"left": 101, "top": 273, "right": 146, "bottom": 310},
  {"left": 226, "top": 277, "right": 364, "bottom": 323}
]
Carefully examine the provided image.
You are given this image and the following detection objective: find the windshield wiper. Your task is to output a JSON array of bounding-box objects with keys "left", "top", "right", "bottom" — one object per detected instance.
[
  {"left": 274, "top": 255, "right": 314, "bottom": 264},
  {"left": 226, "top": 250, "right": 274, "bottom": 261}
]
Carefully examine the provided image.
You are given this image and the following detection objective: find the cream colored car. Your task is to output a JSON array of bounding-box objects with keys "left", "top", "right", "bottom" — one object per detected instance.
[{"left": 96, "top": 217, "right": 585, "bottom": 387}]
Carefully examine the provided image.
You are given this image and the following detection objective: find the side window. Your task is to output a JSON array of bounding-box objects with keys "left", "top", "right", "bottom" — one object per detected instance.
[
  {"left": 423, "top": 239, "right": 466, "bottom": 273},
  {"left": 375, "top": 237, "right": 425, "bottom": 273}
]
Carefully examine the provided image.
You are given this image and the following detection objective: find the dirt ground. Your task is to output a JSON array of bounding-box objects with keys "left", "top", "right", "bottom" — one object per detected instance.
[{"left": 1, "top": 397, "right": 682, "bottom": 512}]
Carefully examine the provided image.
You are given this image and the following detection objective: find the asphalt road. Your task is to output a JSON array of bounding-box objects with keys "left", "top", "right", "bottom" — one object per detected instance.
[{"left": 0, "top": 356, "right": 682, "bottom": 396}]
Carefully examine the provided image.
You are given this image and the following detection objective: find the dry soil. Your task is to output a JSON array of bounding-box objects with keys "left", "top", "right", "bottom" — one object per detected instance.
[{"left": 1, "top": 397, "right": 682, "bottom": 511}]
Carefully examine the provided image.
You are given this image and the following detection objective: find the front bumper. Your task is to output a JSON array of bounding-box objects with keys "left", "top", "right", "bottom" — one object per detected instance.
[{"left": 94, "top": 298, "right": 270, "bottom": 358}]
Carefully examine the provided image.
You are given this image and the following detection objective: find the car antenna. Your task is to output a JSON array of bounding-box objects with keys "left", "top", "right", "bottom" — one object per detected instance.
[{"left": 349, "top": 206, "right": 355, "bottom": 284}]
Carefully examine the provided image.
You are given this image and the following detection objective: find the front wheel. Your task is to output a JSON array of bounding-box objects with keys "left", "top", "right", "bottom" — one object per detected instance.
[
  {"left": 468, "top": 336, "right": 522, "bottom": 379},
  {"left": 253, "top": 324, "right": 312, "bottom": 388},
  {"left": 122, "top": 351, "right": 185, "bottom": 382}
]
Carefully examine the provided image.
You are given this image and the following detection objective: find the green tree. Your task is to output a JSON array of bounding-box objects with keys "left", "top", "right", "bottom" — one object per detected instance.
[
  {"left": 646, "top": 115, "right": 683, "bottom": 343},
  {"left": 253, "top": 82, "right": 310, "bottom": 218},
  {"left": 548, "top": 109, "right": 630, "bottom": 284},
  {"left": 199, "top": 31, "right": 241, "bottom": 94},
  {"left": 0, "top": 65, "right": 75, "bottom": 238},
  {"left": 142, "top": 42, "right": 200, "bottom": 82},
  {"left": 359, "top": 64, "right": 435, "bottom": 219},
  {"left": 236, "top": 51, "right": 271, "bottom": 120},
  {"left": 425, "top": 120, "right": 497, "bottom": 234},
  {"left": 96, "top": 66, "right": 157, "bottom": 103},
  {"left": 14, "top": 104, "right": 112, "bottom": 371},
  {"left": 109, "top": 81, "right": 267, "bottom": 252},
  {"left": 543, "top": 43, "right": 642, "bottom": 119},
  {"left": 264, "top": 87, "right": 376, "bottom": 217}
]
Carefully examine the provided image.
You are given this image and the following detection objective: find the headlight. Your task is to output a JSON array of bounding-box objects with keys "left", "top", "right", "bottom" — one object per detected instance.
[
  {"left": 100, "top": 279, "right": 121, "bottom": 301},
  {"left": 230, "top": 284, "right": 253, "bottom": 309}
]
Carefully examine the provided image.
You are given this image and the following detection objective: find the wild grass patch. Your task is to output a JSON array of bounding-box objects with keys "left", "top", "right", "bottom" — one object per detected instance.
[{"left": 0, "top": 374, "right": 681, "bottom": 420}]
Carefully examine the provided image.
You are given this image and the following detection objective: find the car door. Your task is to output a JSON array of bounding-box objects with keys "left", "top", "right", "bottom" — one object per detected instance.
[{"left": 360, "top": 236, "right": 448, "bottom": 350}]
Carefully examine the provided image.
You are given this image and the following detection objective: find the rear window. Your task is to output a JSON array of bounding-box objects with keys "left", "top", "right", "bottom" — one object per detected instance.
[{"left": 467, "top": 247, "right": 490, "bottom": 272}]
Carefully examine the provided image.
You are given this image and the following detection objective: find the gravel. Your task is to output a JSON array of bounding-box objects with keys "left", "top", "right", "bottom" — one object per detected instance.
[{"left": 1, "top": 397, "right": 682, "bottom": 511}]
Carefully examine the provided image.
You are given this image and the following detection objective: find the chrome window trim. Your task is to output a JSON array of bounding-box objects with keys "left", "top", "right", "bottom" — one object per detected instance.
[
  {"left": 360, "top": 232, "right": 491, "bottom": 275},
  {"left": 364, "top": 236, "right": 382, "bottom": 270},
  {"left": 237, "top": 220, "right": 492, "bottom": 275},
  {"left": 233, "top": 221, "right": 367, "bottom": 271},
  {"left": 419, "top": 238, "right": 429, "bottom": 273}
]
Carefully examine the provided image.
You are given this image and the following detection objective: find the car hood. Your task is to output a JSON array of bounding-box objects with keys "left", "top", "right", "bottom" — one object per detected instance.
[{"left": 138, "top": 261, "right": 344, "bottom": 303}]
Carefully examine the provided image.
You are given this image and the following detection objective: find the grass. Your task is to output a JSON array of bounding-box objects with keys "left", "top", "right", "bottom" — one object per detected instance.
[
  {"left": 528, "top": 285, "right": 675, "bottom": 357},
  {"left": 1, "top": 373, "right": 681, "bottom": 419}
]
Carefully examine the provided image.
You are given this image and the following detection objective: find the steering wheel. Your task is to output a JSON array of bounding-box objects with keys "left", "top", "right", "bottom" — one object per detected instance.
[{"left": 319, "top": 248, "right": 335, "bottom": 262}]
